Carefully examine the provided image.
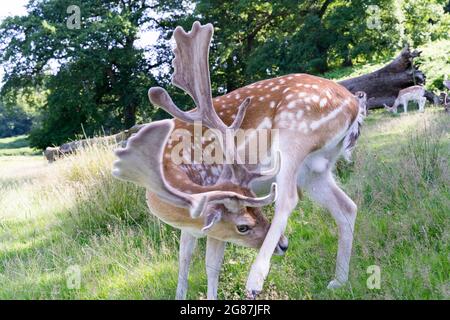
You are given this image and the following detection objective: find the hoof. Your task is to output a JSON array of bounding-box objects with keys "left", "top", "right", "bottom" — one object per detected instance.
[
  {"left": 245, "top": 290, "right": 260, "bottom": 300},
  {"left": 327, "top": 279, "right": 345, "bottom": 289}
]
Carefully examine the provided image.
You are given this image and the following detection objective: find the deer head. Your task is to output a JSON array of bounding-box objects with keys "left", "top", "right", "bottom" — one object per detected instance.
[
  {"left": 383, "top": 103, "right": 396, "bottom": 113},
  {"left": 355, "top": 91, "right": 368, "bottom": 117},
  {"left": 112, "top": 22, "right": 286, "bottom": 251}
]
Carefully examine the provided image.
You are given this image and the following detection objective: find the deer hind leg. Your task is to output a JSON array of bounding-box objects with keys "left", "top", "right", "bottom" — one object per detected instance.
[
  {"left": 402, "top": 98, "right": 408, "bottom": 113},
  {"left": 245, "top": 148, "right": 302, "bottom": 297},
  {"left": 303, "top": 169, "right": 357, "bottom": 289},
  {"left": 176, "top": 230, "right": 197, "bottom": 300},
  {"left": 419, "top": 97, "right": 426, "bottom": 112},
  {"left": 205, "top": 237, "right": 226, "bottom": 300}
]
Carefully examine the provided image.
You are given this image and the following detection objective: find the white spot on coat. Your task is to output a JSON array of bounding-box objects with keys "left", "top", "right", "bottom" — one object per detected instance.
[
  {"left": 287, "top": 101, "right": 297, "bottom": 109},
  {"left": 298, "top": 121, "right": 309, "bottom": 133},
  {"left": 271, "top": 86, "right": 280, "bottom": 91},
  {"left": 257, "top": 117, "right": 272, "bottom": 129},
  {"left": 310, "top": 99, "right": 348, "bottom": 130}
]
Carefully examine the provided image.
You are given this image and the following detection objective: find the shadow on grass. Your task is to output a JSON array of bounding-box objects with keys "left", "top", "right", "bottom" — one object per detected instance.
[
  {"left": 0, "top": 136, "right": 30, "bottom": 149},
  {"left": 0, "top": 175, "right": 185, "bottom": 299}
]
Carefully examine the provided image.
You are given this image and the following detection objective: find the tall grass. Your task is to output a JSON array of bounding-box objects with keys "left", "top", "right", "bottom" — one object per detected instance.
[
  {"left": 0, "top": 109, "right": 449, "bottom": 299},
  {"left": 0, "top": 135, "right": 39, "bottom": 156}
]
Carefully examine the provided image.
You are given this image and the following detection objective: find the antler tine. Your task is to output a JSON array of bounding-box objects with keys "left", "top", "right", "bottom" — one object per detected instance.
[
  {"left": 148, "top": 21, "right": 251, "bottom": 136},
  {"left": 241, "top": 150, "right": 282, "bottom": 184},
  {"left": 144, "top": 21, "right": 278, "bottom": 214},
  {"left": 229, "top": 97, "right": 251, "bottom": 130},
  {"left": 253, "top": 150, "right": 282, "bottom": 178}
]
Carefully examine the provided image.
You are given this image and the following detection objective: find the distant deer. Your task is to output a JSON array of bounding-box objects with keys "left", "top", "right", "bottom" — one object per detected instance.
[
  {"left": 113, "top": 22, "right": 365, "bottom": 299},
  {"left": 443, "top": 80, "right": 450, "bottom": 113},
  {"left": 384, "top": 85, "right": 426, "bottom": 113},
  {"left": 355, "top": 91, "right": 368, "bottom": 117}
]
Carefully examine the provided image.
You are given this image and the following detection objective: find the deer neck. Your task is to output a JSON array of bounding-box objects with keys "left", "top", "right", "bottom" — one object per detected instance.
[{"left": 146, "top": 191, "right": 204, "bottom": 233}]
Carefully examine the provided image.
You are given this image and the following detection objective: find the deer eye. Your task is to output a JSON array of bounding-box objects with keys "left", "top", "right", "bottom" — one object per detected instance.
[{"left": 236, "top": 225, "right": 251, "bottom": 234}]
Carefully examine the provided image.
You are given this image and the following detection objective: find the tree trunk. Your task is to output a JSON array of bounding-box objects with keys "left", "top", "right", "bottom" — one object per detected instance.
[
  {"left": 124, "top": 102, "right": 137, "bottom": 129},
  {"left": 338, "top": 45, "right": 426, "bottom": 109}
]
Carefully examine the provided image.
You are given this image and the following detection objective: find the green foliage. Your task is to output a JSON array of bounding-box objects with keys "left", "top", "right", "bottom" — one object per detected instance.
[
  {"left": 0, "top": 0, "right": 187, "bottom": 149},
  {"left": 0, "top": 103, "right": 33, "bottom": 138},
  {"left": 402, "top": 0, "right": 450, "bottom": 46},
  {"left": 0, "top": 135, "right": 38, "bottom": 156},
  {"left": 194, "top": 0, "right": 408, "bottom": 92},
  {"left": 415, "top": 39, "right": 450, "bottom": 92}
]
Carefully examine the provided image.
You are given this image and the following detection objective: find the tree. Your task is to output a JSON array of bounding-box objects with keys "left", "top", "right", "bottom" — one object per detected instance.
[
  {"left": 187, "top": 0, "right": 409, "bottom": 94},
  {"left": 0, "top": 0, "right": 185, "bottom": 148},
  {"left": 402, "top": 0, "right": 450, "bottom": 46},
  {"left": 0, "top": 103, "right": 33, "bottom": 138}
]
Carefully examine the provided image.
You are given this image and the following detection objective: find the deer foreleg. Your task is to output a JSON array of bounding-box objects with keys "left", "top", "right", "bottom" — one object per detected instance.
[
  {"left": 419, "top": 97, "right": 426, "bottom": 112},
  {"left": 401, "top": 98, "right": 407, "bottom": 113},
  {"left": 246, "top": 156, "right": 299, "bottom": 298},
  {"left": 205, "top": 237, "right": 226, "bottom": 300},
  {"left": 176, "top": 230, "right": 197, "bottom": 300},
  {"left": 392, "top": 99, "right": 400, "bottom": 113}
]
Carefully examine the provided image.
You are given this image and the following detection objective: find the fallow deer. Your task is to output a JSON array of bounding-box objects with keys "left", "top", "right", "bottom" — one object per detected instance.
[
  {"left": 443, "top": 80, "right": 450, "bottom": 113},
  {"left": 113, "top": 22, "right": 365, "bottom": 299},
  {"left": 444, "top": 80, "right": 450, "bottom": 90},
  {"left": 384, "top": 85, "right": 426, "bottom": 113},
  {"left": 113, "top": 22, "right": 286, "bottom": 300}
]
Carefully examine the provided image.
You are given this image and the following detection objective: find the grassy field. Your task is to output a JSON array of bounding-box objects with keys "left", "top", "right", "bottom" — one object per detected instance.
[
  {"left": 0, "top": 135, "right": 39, "bottom": 156},
  {"left": 0, "top": 107, "right": 448, "bottom": 300}
]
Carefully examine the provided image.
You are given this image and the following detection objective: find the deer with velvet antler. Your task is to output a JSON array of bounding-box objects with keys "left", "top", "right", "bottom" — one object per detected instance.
[{"left": 113, "top": 22, "right": 366, "bottom": 299}]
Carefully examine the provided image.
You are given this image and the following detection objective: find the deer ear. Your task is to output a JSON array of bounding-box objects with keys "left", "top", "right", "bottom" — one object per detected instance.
[{"left": 202, "top": 209, "right": 222, "bottom": 232}]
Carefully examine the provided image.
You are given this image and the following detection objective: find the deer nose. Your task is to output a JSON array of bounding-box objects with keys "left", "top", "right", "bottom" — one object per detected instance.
[
  {"left": 279, "top": 236, "right": 289, "bottom": 252},
  {"left": 274, "top": 235, "right": 289, "bottom": 255},
  {"left": 279, "top": 242, "right": 288, "bottom": 252}
]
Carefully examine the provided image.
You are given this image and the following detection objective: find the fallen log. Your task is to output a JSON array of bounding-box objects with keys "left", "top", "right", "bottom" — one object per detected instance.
[
  {"left": 44, "top": 124, "right": 144, "bottom": 163},
  {"left": 338, "top": 45, "right": 427, "bottom": 109}
]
